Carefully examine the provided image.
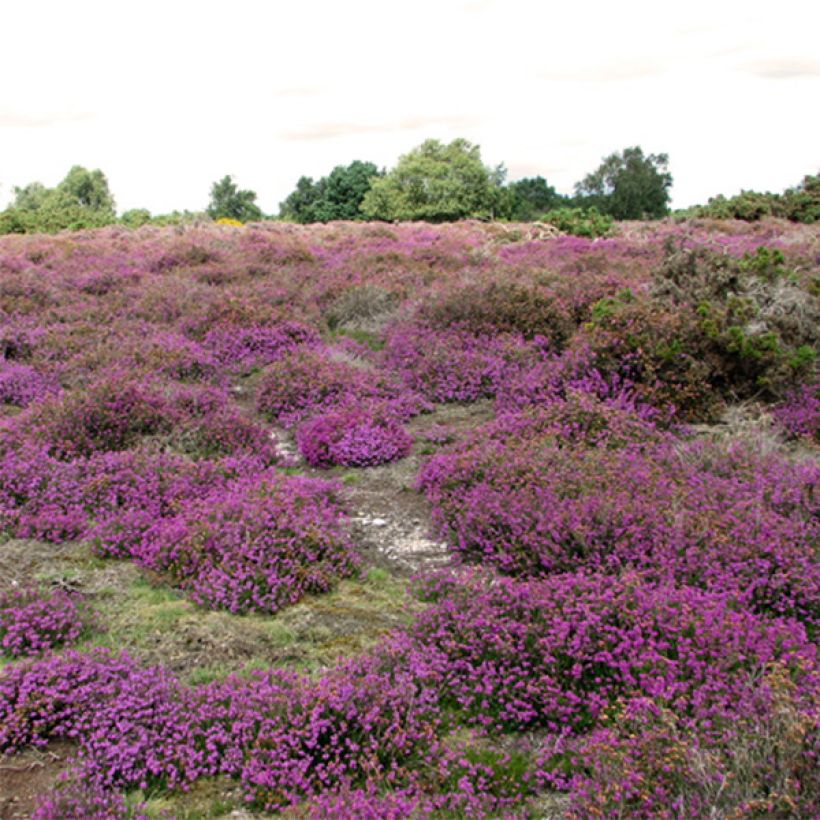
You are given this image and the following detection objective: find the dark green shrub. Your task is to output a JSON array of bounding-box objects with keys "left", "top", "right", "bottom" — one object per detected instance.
[{"left": 542, "top": 207, "right": 613, "bottom": 237}]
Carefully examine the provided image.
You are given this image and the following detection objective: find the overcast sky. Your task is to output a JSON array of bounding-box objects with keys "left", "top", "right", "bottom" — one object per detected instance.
[{"left": 2, "top": 0, "right": 818, "bottom": 215}]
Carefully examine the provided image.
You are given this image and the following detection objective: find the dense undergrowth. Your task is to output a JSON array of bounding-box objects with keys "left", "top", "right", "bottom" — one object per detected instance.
[{"left": 0, "top": 217, "right": 817, "bottom": 817}]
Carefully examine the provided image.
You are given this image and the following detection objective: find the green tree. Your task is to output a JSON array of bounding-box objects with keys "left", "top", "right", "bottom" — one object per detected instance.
[
  {"left": 206, "top": 175, "right": 262, "bottom": 223},
  {"left": 360, "top": 138, "right": 504, "bottom": 222},
  {"left": 575, "top": 146, "right": 672, "bottom": 220},
  {"left": 507, "top": 176, "right": 566, "bottom": 221},
  {"left": 56, "top": 166, "right": 116, "bottom": 214},
  {"left": 0, "top": 166, "right": 117, "bottom": 234},
  {"left": 279, "top": 176, "right": 323, "bottom": 223},
  {"left": 279, "top": 161, "right": 381, "bottom": 223},
  {"left": 12, "top": 181, "right": 49, "bottom": 210}
]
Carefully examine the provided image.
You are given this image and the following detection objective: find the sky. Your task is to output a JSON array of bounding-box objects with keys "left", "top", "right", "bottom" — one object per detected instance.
[{"left": 1, "top": 0, "right": 818, "bottom": 215}]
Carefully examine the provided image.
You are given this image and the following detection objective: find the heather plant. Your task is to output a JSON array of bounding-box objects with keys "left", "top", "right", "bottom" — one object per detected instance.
[
  {"left": 0, "top": 362, "right": 60, "bottom": 408},
  {"left": 0, "top": 585, "right": 93, "bottom": 656},
  {"left": 243, "top": 654, "right": 442, "bottom": 809},
  {"left": 128, "top": 330, "right": 218, "bottom": 382},
  {"left": 256, "top": 346, "right": 428, "bottom": 427},
  {"left": 0, "top": 648, "right": 303, "bottom": 791},
  {"left": 420, "top": 435, "right": 818, "bottom": 624},
  {"left": 202, "top": 320, "right": 320, "bottom": 370},
  {"left": 539, "top": 673, "right": 820, "bottom": 818},
  {"left": 28, "top": 373, "right": 172, "bottom": 457},
  {"left": 0, "top": 443, "right": 267, "bottom": 551},
  {"left": 773, "top": 381, "right": 819, "bottom": 441},
  {"left": 141, "top": 471, "right": 359, "bottom": 614},
  {"left": 255, "top": 347, "right": 369, "bottom": 426},
  {"left": 163, "top": 383, "right": 279, "bottom": 462},
  {"left": 401, "top": 571, "right": 817, "bottom": 734},
  {"left": 296, "top": 403, "right": 413, "bottom": 468},
  {"left": 418, "top": 281, "right": 574, "bottom": 348},
  {"left": 383, "top": 324, "right": 541, "bottom": 403}
]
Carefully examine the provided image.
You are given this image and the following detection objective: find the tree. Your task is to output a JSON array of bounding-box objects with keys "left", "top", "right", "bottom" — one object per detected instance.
[
  {"left": 206, "top": 175, "right": 262, "bottom": 223},
  {"left": 507, "top": 176, "right": 566, "bottom": 221},
  {"left": 12, "top": 182, "right": 49, "bottom": 210},
  {"left": 0, "top": 166, "right": 117, "bottom": 234},
  {"left": 279, "top": 161, "right": 381, "bottom": 223},
  {"left": 279, "top": 176, "right": 323, "bottom": 224},
  {"left": 56, "top": 166, "right": 116, "bottom": 214},
  {"left": 575, "top": 146, "right": 672, "bottom": 220},
  {"left": 360, "top": 138, "right": 504, "bottom": 222}
]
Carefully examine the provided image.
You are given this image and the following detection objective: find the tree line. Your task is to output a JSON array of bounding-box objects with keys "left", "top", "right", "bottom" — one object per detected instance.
[{"left": 1, "top": 140, "right": 817, "bottom": 235}]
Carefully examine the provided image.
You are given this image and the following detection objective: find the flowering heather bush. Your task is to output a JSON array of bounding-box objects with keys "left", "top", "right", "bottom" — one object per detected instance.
[
  {"left": 539, "top": 677, "right": 820, "bottom": 818},
  {"left": 420, "top": 436, "right": 819, "bottom": 624},
  {"left": 418, "top": 281, "right": 574, "bottom": 348},
  {"left": 128, "top": 330, "right": 218, "bottom": 382},
  {"left": 32, "top": 775, "right": 146, "bottom": 820},
  {"left": 28, "top": 373, "right": 172, "bottom": 457},
  {"left": 296, "top": 403, "right": 413, "bottom": 467},
  {"left": 203, "top": 320, "right": 320, "bottom": 370},
  {"left": 402, "top": 571, "right": 817, "bottom": 734},
  {"left": 243, "top": 652, "right": 442, "bottom": 810},
  {"left": 256, "top": 346, "right": 428, "bottom": 427},
  {"left": 773, "top": 381, "right": 820, "bottom": 441},
  {"left": 0, "top": 648, "right": 303, "bottom": 791},
  {"left": 488, "top": 389, "right": 662, "bottom": 450},
  {"left": 0, "top": 586, "right": 92, "bottom": 656},
  {"left": 383, "top": 325, "right": 541, "bottom": 403},
  {"left": 163, "top": 383, "right": 279, "bottom": 462},
  {"left": 141, "top": 471, "right": 359, "bottom": 614},
  {"left": 0, "top": 362, "right": 60, "bottom": 408},
  {"left": 0, "top": 443, "right": 267, "bottom": 551}
]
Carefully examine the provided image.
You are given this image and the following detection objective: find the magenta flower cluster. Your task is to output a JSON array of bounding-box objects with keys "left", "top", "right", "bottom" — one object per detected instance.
[
  {"left": 773, "top": 381, "right": 819, "bottom": 441},
  {"left": 0, "top": 362, "right": 60, "bottom": 408},
  {"left": 0, "top": 586, "right": 92, "bottom": 657},
  {"left": 296, "top": 403, "right": 413, "bottom": 467},
  {"left": 140, "top": 471, "right": 359, "bottom": 614},
  {"left": 419, "top": 410, "right": 818, "bottom": 626},
  {"left": 256, "top": 346, "right": 429, "bottom": 429}
]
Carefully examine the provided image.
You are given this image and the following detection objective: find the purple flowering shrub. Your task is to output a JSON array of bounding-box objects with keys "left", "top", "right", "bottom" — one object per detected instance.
[
  {"left": 773, "top": 381, "right": 819, "bottom": 441},
  {"left": 420, "top": 433, "right": 818, "bottom": 624},
  {"left": 0, "top": 362, "right": 60, "bottom": 408},
  {"left": 243, "top": 654, "right": 442, "bottom": 810},
  {"left": 418, "top": 281, "right": 574, "bottom": 348},
  {"left": 382, "top": 324, "right": 542, "bottom": 403},
  {"left": 296, "top": 403, "right": 413, "bottom": 467},
  {"left": 538, "top": 675, "right": 820, "bottom": 818},
  {"left": 0, "top": 648, "right": 302, "bottom": 791},
  {"left": 0, "top": 443, "right": 269, "bottom": 551},
  {"left": 0, "top": 586, "right": 92, "bottom": 656},
  {"left": 402, "top": 570, "right": 817, "bottom": 734},
  {"left": 203, "top": 320, "right": 320, "bottom": 370},
  {"left": 28, "top": 373, "right": 172, "bottom": 457},
  {"left": 256, "top": 346, "right": 428, "bottom": 427},
  {"left": 163, "top": 383, "right": 279, "bottom": 462},
  {"left": 32, "top": 776, "right": 147, "bottom": 820},
  {"left": 140, "top": 471, "right": 359, "bottom": 614},
  {"left": 128, "top": 330, "right": 219, "bottom": 382}
]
